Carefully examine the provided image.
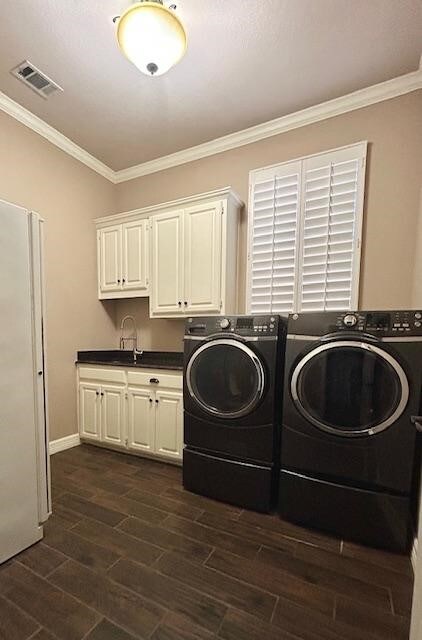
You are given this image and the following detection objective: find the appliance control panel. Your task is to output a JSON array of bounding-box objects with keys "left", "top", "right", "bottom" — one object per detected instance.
[
  {"left": 185, "top": 315, "right": 281, "bottom": 337},
  {"left": 288, "top": 310, "right": 422, "bottom": 337},
  {"left": 334, "top": 311, "right": 422, "bottom": 335}
]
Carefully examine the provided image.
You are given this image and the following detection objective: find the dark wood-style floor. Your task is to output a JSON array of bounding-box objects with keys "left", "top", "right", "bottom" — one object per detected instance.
[{"left": 0, "top": 444, "right": 414, "bottom": 640}]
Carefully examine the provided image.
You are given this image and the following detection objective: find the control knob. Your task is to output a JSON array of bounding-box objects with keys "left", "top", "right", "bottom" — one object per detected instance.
[
  {"left": 343, "top": 314, "right": 358, "bottom": 328},
  {"left": 220, "top": 318, "right": 230, "bottom": 330}
]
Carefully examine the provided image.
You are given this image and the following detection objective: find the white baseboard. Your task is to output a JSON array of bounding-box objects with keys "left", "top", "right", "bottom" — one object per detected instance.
[
  {"left": 49, "top": 433, "right": 80, "bottom": 455},
  {"left": 412, "top": 536, "right": 418, "bottom": 573}
]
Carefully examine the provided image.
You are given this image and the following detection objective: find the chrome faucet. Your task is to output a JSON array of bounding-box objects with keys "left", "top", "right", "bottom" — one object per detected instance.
[{"left": 120, "top": 315, "right": 143, "bottom": 362}]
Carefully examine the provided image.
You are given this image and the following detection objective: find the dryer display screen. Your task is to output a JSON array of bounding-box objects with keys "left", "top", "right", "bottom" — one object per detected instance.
[{"left": 365, "top": 313, "right": 390, "bottom": 331}]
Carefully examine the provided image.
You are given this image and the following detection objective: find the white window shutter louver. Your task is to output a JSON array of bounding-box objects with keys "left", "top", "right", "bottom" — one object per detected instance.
[
  {"left": 248, "top": 143, "right": 366, "bottom": 315},
  {"left": 249, "top": 162, "right": 301, "bottom": 314}
]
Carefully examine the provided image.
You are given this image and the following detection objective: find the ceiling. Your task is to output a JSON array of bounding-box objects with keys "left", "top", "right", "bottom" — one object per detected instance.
[{"left": 0, "top": 0, "right": 421, "bottom": 171}]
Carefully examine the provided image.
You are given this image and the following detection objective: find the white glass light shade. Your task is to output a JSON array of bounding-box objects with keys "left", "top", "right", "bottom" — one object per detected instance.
[{"left": 117, "top": 2, "right": 187, "bottom": 77}]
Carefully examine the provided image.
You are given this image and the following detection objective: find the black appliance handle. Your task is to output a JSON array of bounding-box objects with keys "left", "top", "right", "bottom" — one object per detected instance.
[{"left": 411, "top": 416, "right": 422, "bottom": 433}]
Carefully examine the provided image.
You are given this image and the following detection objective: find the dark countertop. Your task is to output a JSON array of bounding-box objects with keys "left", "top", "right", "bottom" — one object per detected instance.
[{"left": 76, "top": 350, "right": 183, "bottom": 371}]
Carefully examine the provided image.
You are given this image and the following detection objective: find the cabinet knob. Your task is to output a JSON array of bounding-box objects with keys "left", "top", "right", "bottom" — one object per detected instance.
[
  {"left": 184, "top": 301, "right": 188, "bottom": 306},
  {"left": 149, "top": 398, "right": 153, "bottom": 403},
  {"left": 101, "top": 392, "right": 104, "bottom": 397},
  {"left": 96, "top": 391, "right": 99, "bottom": 396},
  {"left": 150, "top": 378, "right": 159, "bottom": 384},
  {"left": 117, "top": 279, "right": 121, "bottom": 284},
  {"left": 178, "top": 301, "right": 182, "bottom": 307},
  {"left": 155, "top": 399, "right": 159, "bottom": 404},
  {"left": 122, "top": 278, "right": 126, "bottom": 284}
]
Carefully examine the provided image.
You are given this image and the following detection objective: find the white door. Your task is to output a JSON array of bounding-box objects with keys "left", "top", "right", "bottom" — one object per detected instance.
[
  {"left": 100, "top": 384, "right": 126, "bottom": 446},
  {"left": 79, "top": 383, "right": 101, "bottom": 441},
  {"left": 122, "top": 220, "right": 149, "bottom": 294},
  {"left": 155, "top": 390, "right": 183, "bottom": 460},
  {"left": 184, "top": 201, "right": 222, "bottom": 314},
  {"left": 98, "top": 225, "right": 122, "bottom": 293},
  {"left": 151, "top": 210, "right": 184, "bottom": 316},
  {"left": 127, "top": 387, "right": 155, "bottom": 453},
  {"left": 411, "top": 483, "right": 422, "bottom": 640}
]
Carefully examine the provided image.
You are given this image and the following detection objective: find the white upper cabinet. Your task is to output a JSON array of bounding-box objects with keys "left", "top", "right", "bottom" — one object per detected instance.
[
  {"left": 95, "top": 188, "right": 242, "bottom": 314},
  {"left": 98, "top": 225, "right": 122, "bottom": 293},
  {"left": 183, "top": 201, "right": 222, "bottom": 314},
  {"left": 122, "top": 220, "right": 149, "bottom": 293},
  {"left": 97, "top": 218, "right": 149, "bottom": 299},
  {"left": 151, "top": 210, "right": 184, "bottom": 316}
]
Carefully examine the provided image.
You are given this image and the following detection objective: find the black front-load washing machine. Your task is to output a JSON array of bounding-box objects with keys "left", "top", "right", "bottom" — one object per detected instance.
[
  {"left": 279, "top": 310, "right": 422, "bottom": 551},
  {"left": 183, "top": 315, "right": 287, "bottom": 512}
]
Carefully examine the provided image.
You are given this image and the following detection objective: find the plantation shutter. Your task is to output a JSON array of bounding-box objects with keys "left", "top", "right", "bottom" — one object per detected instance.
[
  {"left": 248, "top": 161, "right": 301, "bottom": 313},
  {"left": 299, "top": 145, "right": 365, "bottom": 311},
  {"left": 248, "top": 143, "right": 366, "bottom": 314}
]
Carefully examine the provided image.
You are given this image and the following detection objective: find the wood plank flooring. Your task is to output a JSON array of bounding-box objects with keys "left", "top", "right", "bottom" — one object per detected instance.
[{"left": 0, "top": 444, "right": 414, "bottom": 640}]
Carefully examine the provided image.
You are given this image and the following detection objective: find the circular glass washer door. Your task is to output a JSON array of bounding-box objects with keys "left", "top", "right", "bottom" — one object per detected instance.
[
  {"left": 291, "top": 340, "right": 409, "bottom": 437},
  {"left": 186, "top": 338, "right": 265, "bottom": 419}
]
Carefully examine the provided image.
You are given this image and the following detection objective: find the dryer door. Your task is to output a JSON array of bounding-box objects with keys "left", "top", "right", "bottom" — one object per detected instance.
[
  {"left": 186, "top": 339, "right": 265, "bottom": 419},
  {"left": 291, "top": 340, "right": 409, "bottom": 437}
]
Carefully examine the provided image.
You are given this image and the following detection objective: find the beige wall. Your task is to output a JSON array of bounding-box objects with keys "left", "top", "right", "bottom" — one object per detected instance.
[
  {"left": 0, "top": 110, "right": 117, "bottom": 441},
  {"left": 1, "top": 91, "right": 420, "bottom": 440},
  {"left": 115, "top": 92, "right": 422, "bottom": 348},
  {"left": 412, "top": 188, "right": 422, "bottom": 308}
]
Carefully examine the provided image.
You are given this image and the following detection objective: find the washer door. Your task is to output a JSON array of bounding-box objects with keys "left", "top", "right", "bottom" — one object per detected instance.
[
  {"left": 186, "top": 339, "right": 265, "bottom": 419},
  {"left": 291, "top": 340, "right": 409, "bottom": 437}
]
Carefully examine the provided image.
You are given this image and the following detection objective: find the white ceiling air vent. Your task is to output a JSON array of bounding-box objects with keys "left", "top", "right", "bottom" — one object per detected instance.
[{"left": 10, "top": 61, "right": 63, "bottom": 99}]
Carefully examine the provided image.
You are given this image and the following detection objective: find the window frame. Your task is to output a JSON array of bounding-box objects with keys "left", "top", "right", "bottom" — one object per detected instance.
[{"left": 246, "top": 141, "right": 367, "bottom": 314}]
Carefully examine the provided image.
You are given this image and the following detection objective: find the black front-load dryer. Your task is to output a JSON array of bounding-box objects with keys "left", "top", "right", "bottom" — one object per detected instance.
[
  {"left": 279, "top": 310, "right": 422, "bottom": 552},
  {"left": 183, "top": 315, "right": 287, "bottom": 512}
]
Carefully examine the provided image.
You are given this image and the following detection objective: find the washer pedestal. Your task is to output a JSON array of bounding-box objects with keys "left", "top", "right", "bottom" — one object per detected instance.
[
  {"left": 279, "top": 469, "right": 412, "bottom": 552},
  {"left": 184, "top": 448, "right": 274, "bottom": 512}
]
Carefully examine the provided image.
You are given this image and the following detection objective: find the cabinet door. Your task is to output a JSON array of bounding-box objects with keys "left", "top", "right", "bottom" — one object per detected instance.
[
  {"left": 79, "top": 383, "right": 100, "bottom": 441},
  {"left": 151, "top": 210, "right": 184, "bottom": 316},
  {"left": 98, "top": 226, "right": 122, "bottom": 293},
  {"left": 127, "top": 387, "right": 155, "bottom": 453},
  {"left": 122, "top": 220, "right": 149, "bottom": 294},
  {"left": 154, "top": 390, "right": 183, "bottom": 460},
  {"left": 100, "top": 384, "right": 126, "bottom": 447},
  {"left": 184, "top": 201, "right": 222, "bottom": 313}
]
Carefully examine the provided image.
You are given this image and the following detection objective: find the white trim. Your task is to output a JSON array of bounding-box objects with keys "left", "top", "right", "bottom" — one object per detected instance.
[
  {"left": 49, "top": 433, "right": 80, "bottom": 455},
  {"left": 114, "top": 70, "right": 422, "bottom": 183},
  {"left": 95, "top": 186, "right": 243, "bottom": 225},
  {"left": 0, "top": 70, "right": 420, "bottom": 184},
  {"left": 0, "top": 91, "right": 115, "bottom": 182},
  {"left": 412, "top": 536, "right": 418, "bottom": 573}
]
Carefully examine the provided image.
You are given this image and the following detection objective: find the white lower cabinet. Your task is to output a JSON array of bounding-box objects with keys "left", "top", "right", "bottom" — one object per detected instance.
[
  {"left": 79, "top": 382, "right": 101, "bottom": 441},
  {"left": 101, "top": 384, "right": 126, "bottom": 447},
  {"left": 127, "top": 386, "right": 155, "bottom": 454},
  {"left": 155, "top": 390, "right": 183, "bottom": 460},
  {"left": 78, "top": 366, "right": 183, "bottom": 462}
]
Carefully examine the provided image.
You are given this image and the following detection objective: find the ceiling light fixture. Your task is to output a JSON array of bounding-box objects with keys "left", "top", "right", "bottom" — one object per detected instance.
[{"left": 116, "top": 0, "right": 187, "bottom": 77}]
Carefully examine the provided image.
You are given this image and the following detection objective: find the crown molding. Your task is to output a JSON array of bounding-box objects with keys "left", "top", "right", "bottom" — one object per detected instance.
[
  {"left": 95, "top": 186, "right": 243, "bottom": 225},
  {"left": 0, "top": 91, "right": 115, "bottom": 182},
  {"left": 114, "top": 69, "right": 422, "bottom": 183},
  {"left": 0, "top": 69, "right": 421, "bottom": 185}
]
